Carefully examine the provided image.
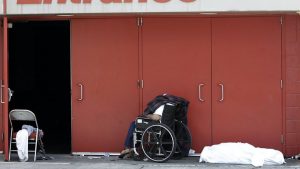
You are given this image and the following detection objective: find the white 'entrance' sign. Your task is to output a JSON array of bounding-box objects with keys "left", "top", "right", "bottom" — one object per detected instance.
[{"left": 6, "top": 0, "right": 300, "bottom": 15}]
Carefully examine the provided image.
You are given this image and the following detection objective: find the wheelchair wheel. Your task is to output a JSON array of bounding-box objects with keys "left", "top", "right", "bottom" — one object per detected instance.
[
  {"left": 141, "top": 123, "right": 176, "bottom": 162},
  {"left": 174, "top": 120, "right": 192, "bottom": 158}
]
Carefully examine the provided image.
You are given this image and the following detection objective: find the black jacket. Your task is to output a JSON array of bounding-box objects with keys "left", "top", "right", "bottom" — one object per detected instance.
[{"left": 143, "top": 94, "right": 189, "bottom": 123}]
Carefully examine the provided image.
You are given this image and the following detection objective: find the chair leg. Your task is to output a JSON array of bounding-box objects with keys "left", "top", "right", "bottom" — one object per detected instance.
[
  {"left": 34, "top": 130, "right": 39, "bottom": 162},
  {"left": 34, "top": 139, "right": 38, "bottom": 162},
  {"left": 8, "top": 142, "right": 11, "bottom": 161},
  {"left": 9, "top": 129, "right": 13, "bottom": 161}
]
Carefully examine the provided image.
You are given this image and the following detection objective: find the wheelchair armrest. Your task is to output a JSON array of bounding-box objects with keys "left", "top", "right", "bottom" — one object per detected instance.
[{"left": 135, "top": 116, "right": 158, "bottom": 131}]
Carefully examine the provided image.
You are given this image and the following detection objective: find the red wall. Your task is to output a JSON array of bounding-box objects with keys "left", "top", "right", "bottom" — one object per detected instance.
[
  {"left": 285, "top": 15, "right": 300, "bottom": 156},
  {"left": 0, "top": 22, "right": 3, "bottom": 152},
  {"left": 0, "top": 14, "right": 299, "bottom": 156}
]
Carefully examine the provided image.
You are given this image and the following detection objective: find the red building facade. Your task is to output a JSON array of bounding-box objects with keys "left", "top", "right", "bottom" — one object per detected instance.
[{"left": 0, "top": 0, "right": 300, "bottom": 161}]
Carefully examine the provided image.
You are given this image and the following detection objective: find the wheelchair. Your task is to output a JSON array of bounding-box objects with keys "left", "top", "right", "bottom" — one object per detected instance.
[{"left": 133, "top": 103, "right": 192, "bottom": 162}]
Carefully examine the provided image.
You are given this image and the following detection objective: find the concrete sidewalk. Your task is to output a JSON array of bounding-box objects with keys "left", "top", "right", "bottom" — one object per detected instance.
[{"left": 1, "top": 154, "right": 300, "bottom": 169}]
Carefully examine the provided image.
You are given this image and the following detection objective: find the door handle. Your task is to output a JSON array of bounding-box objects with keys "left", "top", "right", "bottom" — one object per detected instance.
[
  {"left": 0, "top": 81, "right": 4, "bottom": 103},
  {"left": 218, "top": 83, "right": 224, "bottom": 102},
  {"left": 198, "top": 84, "right": 205, "bottom": 102},
  {"left": 77, "top": 83, "right": 83, "bottom": 101}
]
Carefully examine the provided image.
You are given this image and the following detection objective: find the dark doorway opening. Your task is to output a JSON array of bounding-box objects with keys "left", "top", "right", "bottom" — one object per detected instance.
[{"left": 8, "top": 21, "right": 71, "bottom": 154}]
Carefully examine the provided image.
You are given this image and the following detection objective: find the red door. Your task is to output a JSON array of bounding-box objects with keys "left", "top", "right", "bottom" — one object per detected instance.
[
  {"left": 71, "top": 18, "right": 139, "bottom": 152},
  {"left": 212, "top": 17, "right": 282, "bottom": 150},
  {"left": 0, "top": 19, "right": 4, "bottom": 153},
  {"left": 2, "top": 18, "right": 8, "bottom": 160},
  {"left": 142, "top": 18, "right": 212, "bottom": 152}
]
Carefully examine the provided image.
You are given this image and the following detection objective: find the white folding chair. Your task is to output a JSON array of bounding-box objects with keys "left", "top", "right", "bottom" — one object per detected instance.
[{"left": 9, "top": 109, "right": 39, "bottom": 162}]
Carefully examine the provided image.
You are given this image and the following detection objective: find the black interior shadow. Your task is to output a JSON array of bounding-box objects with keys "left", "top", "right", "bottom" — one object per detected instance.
[{"left": 8, "top": 21, "right": 71, "bottom": 154}]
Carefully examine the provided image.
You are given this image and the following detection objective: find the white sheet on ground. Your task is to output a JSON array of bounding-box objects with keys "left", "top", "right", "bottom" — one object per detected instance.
[
  {"left": 16, "top": 129, "right": 29, "bottom": 162},
  {"left": 199, "top": 142, "right": 285, "bottom": 167}
]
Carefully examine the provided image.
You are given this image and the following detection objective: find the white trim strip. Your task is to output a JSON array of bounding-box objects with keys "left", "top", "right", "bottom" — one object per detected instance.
[
  {"left": 72, "top": 152, "right": 120, "bottom": 156},
  {"left": 0, "top": 162, "right": 70, "bottom": 165},
  {"left": 72, "top": 152, "right": 201, "bottom": 156}
]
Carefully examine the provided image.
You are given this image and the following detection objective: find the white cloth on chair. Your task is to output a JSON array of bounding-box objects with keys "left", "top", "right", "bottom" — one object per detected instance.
[
  {"left": 22, "top": 125, "right": 35, "bottom": 136},
  {"left": 16, "top": 129, "right": 29, "bottom": 162}
]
